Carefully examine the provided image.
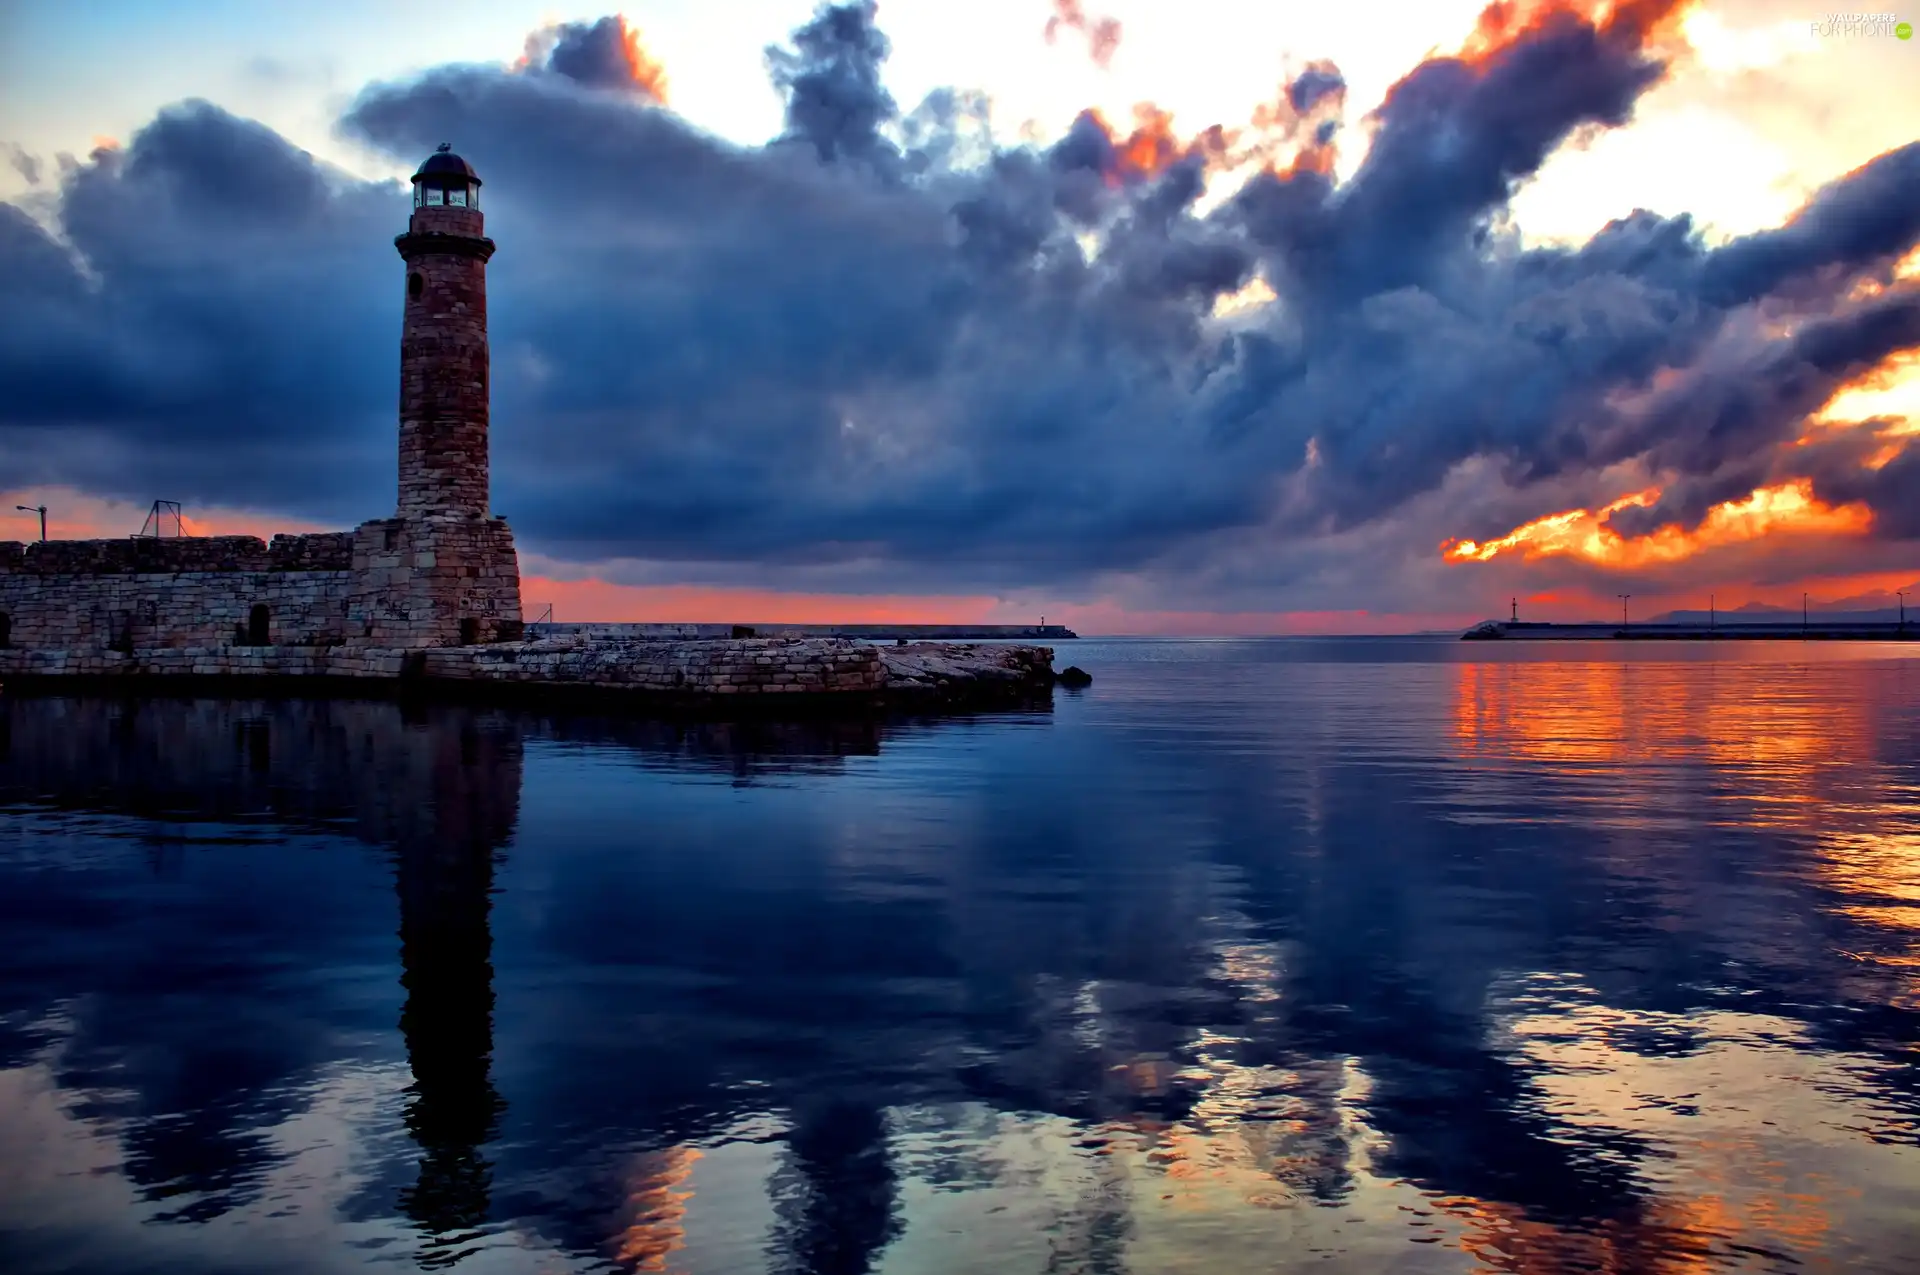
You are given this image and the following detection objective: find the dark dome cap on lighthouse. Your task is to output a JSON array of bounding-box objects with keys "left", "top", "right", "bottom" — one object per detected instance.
[{"left": 411, "top": 142, "right": 481, "bottom": 187}]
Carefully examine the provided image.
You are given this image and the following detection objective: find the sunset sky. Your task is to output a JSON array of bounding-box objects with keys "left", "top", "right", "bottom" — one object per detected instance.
[{"left": 1, "top": 0, "right": 1916, "bottom": 632}]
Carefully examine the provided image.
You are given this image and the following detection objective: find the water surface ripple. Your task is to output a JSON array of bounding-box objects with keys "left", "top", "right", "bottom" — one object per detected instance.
[{"left": 1, "top": 637, "right": 1917, "bottom": 1273}]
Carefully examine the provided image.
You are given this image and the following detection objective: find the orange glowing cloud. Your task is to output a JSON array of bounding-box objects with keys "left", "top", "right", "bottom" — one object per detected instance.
[
  {"left": 1441, "top": 478, "right": 1873, "bottom": 569},
  {"left": 1458, "top": 0, "right": 1696, "bottom": 65},
  {"left": 1076, "top": 104, "right": 1198, "bottom": 186},
  {"left": 514, "top": 15, "right": 668, "bottom": 103},
  {"left": 608, "top": 18, "right": 668, "bottom": 103},
  {"left": 1080, "top": 97, "right": 1332, "bottom": 191}
]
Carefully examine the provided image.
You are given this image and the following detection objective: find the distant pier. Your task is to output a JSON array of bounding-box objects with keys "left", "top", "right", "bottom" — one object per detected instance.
[{"left": 1463, "top": 620, "right": 1917, "bottom": 641}]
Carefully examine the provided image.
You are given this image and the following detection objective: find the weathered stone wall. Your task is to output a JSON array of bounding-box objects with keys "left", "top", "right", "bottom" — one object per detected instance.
[
  {"left": 0, "top": 636, "right": 885, "bottom": 694},
  {"left": 0, "top": 565, "right": 357, "bottom": 650},
  {"left": 0, "top": 533, "right": 352, "bottom": 574},
  {"left": 0, "top": 637, "right": 1058, "bottom": 705},
  {"left": 0, "top": 519, "right": 519, "bottom": 654},
  {"left": 348, "top": 517, "right": 522, "bottom": 648},
  {"left": 0, "top": 637, "right": 885, "bottom": 697},
  {"left": 431, "top": 636, "right": 887, "bottom": 694},
  {"left": 268, "top": 533, "right": 356, "bottom": 570},
  {"left": 397, "top": 203, "right": 494, "bottom": 522},
  {"left": 525, "top": 621, "right": 1081, "bottom": 640}
]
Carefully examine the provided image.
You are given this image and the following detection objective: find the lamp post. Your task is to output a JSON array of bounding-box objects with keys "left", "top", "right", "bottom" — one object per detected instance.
[
  {"left": 1618, "top": 593, "right": 1631, "bottom": 630},
  {"left": 15, "top": 504, "right": 46, "bottom": 542},
  {"left": 1899, "top": 589, "right": 1907, "bottom": 634},
  {"left": 1803, "top": 592, "right": 1809, "bottom": 637},
  {"left": 1709, "top": 593, "right": 1715, "bottom": 633}
]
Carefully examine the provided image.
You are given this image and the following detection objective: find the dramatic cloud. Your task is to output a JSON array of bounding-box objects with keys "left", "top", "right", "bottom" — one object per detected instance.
[
  {"left": 1, "top": 0, "right": 1916, "bottom": 617},
  {"left": 517, "top": 15, "right": 668, "bottom": 101}
]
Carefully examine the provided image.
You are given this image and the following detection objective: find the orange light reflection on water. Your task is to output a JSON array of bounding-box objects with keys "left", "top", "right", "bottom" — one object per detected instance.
[
  {"left": 1450, "top": 655, "right": 1920, "bottom": 1001},
  {"left": 613, "top": 1145, "right": 700, "bottom": 1272}
]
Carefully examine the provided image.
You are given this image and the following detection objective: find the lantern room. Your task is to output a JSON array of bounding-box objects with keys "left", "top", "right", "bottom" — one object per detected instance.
[{"left": 411, "top": 143, "right": 481, "bottom": 209}]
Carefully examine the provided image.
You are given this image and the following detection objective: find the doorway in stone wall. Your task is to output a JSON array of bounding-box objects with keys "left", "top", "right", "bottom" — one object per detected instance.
[{"left": 247, "top": 604, "right": 270, "bottom": 646}]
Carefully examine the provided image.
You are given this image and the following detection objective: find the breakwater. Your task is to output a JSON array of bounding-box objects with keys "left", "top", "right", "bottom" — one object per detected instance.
[
  {"left": 0, "top": 635, "right": 1064, "bottom": 712},
  {"left": 523, "top": 622, "right": 1079, "bottom": 640},
  {"left": 1463, "top": 619, "right": 1918, "bottom": 641}
]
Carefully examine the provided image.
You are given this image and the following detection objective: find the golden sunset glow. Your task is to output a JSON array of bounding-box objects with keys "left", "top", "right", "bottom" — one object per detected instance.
[
  {"left": 613, "top": 18, "right": 670, "bottom": 102},
  {"left": 1441, "top": 479, "right": 1873, "bottom": 568},
  {"left": 1457, "top": 0, "right": 1696, "bottom": 66}
]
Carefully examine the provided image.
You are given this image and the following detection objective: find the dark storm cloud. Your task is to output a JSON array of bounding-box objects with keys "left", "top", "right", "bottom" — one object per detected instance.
[
  {"left": 521, "top": 14, "right": 667, "bottom": 99},
  {"left": 2, "top": 0, "right": 1918, "bottom": 601},
  {"left": 765, "top": 0, "right": 901, "bottom": 171},
  {"left": 1701, "top": 142, "right": 1920, "bottom": 307},
  {"left": 0, "top": 105, "right": 397, "bottom": 519},
  {"left": 1810, "top": 444, "right": 1920, "bottom": 540}
]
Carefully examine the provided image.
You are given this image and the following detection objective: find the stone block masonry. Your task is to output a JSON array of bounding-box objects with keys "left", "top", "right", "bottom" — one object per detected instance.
[
  {"left": 348, "top": 517, "right": 522, "bottom": 648},
  {"left": 0, "top": 637, "right": 1061, "bottom": 711},
  {"left": 0, "top": 569, "right": 357, "bottom": 650},
  {"left": 0, "top": 517, "right": 519, "bottom": 653},
  {"left": 0, "top": 535, "right": 360, "bottom": 650},
  {"left": 397, "top": 203, "right": 494, "bottom": 522},
  {"left": 0, "top": 532, "right": 353, "bottom": 574}
]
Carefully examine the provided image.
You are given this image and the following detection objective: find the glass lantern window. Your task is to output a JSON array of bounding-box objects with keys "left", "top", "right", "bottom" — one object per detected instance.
[
  {"left": 426, "top": 187, "right": 444, "bottom": 205},
  {"left": 448, "top": 186, "right": 467, "bottom": 207}
]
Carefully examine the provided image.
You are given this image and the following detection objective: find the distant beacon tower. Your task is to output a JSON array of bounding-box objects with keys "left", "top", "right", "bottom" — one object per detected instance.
[{"left": 395, "top": 144, "right": 496, "bottom": 521}]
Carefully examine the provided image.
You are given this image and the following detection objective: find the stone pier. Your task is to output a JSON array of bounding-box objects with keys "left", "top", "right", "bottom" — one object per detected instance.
[{"left": 0, "top": 636, "right": 1062, "bottom": 712}]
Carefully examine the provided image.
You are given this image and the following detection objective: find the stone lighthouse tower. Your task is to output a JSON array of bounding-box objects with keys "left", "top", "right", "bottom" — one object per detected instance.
[
  {"left": 397, "top": 144, "right": 493, "bottom": 520},
  {"left": 349, "top": 144, "right": 522, "bottom": 648}
]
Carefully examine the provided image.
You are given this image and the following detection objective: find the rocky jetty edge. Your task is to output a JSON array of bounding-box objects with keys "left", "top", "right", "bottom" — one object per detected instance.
[{"left": 0, "top": 635, "right": 1092, "bottom": 714}]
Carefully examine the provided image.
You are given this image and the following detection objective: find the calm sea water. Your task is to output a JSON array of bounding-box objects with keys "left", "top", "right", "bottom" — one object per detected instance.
[{"left": 2, "top": 637, "right": 1918, "bottom": 1274}]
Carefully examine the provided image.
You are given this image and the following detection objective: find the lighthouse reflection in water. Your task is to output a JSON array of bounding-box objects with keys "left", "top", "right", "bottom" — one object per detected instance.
[{"left": 1, "top": 637, "right": 1917, "bottom": 1273}]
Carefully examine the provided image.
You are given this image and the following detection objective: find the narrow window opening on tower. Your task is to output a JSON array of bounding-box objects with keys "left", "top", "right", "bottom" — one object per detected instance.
[
  {"left": 247, "top": 603, "right": 270, "bottom": 647},
  {"left": 408, "top": 273, "right": 424, "bottom": 300},
  {"left": 459, "top": 617, "right": 480, "bottom": 646},
  {"left": 0, "top": 612, "right": 11, "bottom": 648}
]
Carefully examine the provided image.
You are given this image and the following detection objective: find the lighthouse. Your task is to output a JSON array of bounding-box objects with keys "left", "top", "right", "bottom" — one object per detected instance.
[
  {"left": 345, "top": 144, "right": 522, "bottom": 648},
  {"left": 396, "top": 143, "right": 496, "bottom": 521}
]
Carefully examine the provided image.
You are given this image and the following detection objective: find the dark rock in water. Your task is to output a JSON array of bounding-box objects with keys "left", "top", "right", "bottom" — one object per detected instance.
[{"left": 1057, "top": 665, "right": 1092, "bottom": 687}]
